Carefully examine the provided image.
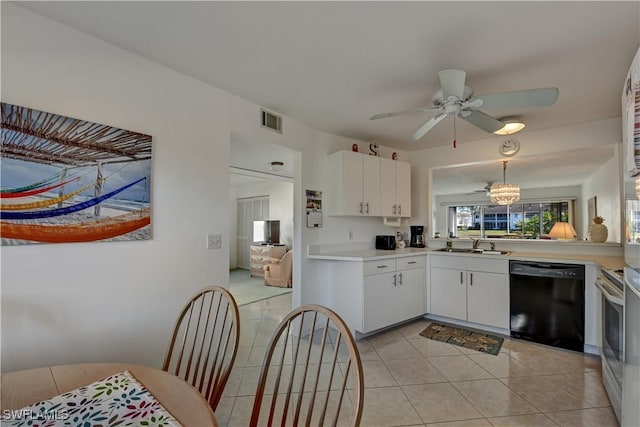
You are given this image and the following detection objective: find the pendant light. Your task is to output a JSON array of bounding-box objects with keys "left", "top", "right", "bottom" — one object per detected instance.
[{"left": 490, "top": 161, "right": 520, "bottom": 205}]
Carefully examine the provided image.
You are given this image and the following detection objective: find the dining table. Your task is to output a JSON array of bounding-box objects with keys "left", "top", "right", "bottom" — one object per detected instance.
[{"left": 1, "top": 362, "right": 218, "bottom": 426}]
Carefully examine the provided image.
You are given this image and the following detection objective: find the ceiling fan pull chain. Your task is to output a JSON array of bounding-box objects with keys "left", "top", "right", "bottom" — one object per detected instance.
[{"left": 453, "top": 114, "right": 457, "bottom": 148}]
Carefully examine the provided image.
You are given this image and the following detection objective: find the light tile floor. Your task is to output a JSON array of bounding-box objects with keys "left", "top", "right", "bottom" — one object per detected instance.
[{"left": 216, "top": 293, "right": 618, "bottom": 427}]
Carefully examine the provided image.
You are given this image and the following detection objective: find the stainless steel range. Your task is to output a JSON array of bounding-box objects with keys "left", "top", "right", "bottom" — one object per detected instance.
[{"left": 595, "top": 268, "right": 624, "bottom": 423}]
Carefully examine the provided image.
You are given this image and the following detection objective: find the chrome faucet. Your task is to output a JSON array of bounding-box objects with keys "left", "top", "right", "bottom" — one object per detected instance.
[{"left": 472, "top": 239, "right": 495, "bottom": 251}]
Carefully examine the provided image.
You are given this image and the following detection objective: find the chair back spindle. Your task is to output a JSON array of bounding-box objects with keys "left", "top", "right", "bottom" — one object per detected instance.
[{"left": 163, "top": 286, "right": 239, "bottom": 411}]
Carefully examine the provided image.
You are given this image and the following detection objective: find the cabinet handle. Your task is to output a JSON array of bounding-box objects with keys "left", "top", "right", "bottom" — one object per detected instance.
[
  {"left": 359, "top": 202, "right": 363, "bottom": 214},
  {"left": 460, "top": 272, "right": 464, "bottom": 284},
  {"left": 398, "top": 204, "right": 402, "bottom": 215},
  {"left": 393, "top": 274, "right": 397, "bottom": 287},
  {"left": 365, "top": 202, "right": 369, "bottom": 214},
  {"left": 470, "top": 273, "right": 473, "bottom": 286},
  {"left": 407, "top": 261, "right": 416, "bottom": 264},
  {"left": 398, "top": 272, "right": 403, "bottom": 286},
  {"left": 377, "top": 265, "right": 388, "bottom": 269},
  {"left": 392, "top": 204, "right": 397, "bottom": 215}
]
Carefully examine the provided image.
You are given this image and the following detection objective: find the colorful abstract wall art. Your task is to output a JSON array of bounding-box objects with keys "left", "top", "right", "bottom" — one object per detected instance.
[{"left": 1, "top": 103, "right": 152, "bottom": 245}]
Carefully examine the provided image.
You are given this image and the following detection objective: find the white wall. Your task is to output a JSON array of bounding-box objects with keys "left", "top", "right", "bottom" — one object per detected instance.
[
  {"left": 582, "top": 144, "right": 621, "bottom": 242},
  {"left": 1, "top": 4, "right": 232, "bottom": 371}
]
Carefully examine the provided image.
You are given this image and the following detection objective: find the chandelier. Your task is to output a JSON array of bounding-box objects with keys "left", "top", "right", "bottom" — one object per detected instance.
[{"left": 490, "top": 161, "right": 520, "bottom": 205}]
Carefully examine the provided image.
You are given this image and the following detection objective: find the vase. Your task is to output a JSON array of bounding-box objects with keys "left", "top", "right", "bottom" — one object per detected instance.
[{"left": 589, "top": 223, "right": 608, "bottom": 242}]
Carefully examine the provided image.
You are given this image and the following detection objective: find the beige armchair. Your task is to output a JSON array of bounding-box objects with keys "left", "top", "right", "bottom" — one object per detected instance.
[{"left": 263, "top": 250, "right": 292, "bottom": 288}]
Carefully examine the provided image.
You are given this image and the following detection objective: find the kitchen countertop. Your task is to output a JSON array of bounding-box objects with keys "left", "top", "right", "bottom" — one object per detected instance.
[
  {"left": 307, "top": 247, "right": 429, "bottom": 261},
  {"left": 308, "top": 247, "right": 625, "bottom": 269}
]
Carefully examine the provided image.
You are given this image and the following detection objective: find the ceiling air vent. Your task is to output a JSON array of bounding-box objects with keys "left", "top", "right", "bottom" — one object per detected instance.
[{"left": 261, "top": 108, "right": 282, "bottom": 134}]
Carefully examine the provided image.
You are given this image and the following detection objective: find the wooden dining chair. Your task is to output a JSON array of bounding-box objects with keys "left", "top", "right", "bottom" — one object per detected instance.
[
  {"left": 250, "top": 304, "right": 364, "bottom": 427},
  {"left": 162, "top": 285, "right": 240, "bottom": 411}
]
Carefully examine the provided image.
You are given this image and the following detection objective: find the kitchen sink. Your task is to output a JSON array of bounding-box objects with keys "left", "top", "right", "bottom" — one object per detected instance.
[
  {"left": 434, "top": 248, "right": 475, "bottom": 253},
  {"left": 433, "top": 248, "right": 511, "bottom": 255},
  {"left": 480, "top": 250, "right": 511, "bottom": 255}
]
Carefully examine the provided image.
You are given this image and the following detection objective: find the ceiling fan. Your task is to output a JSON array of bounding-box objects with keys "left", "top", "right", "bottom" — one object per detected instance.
[
  {"left": 370, "top": 69, "right": 559, "bottom": 141},
  {"left": 466, "top": 182, "right": 494, "bottom": 197}
]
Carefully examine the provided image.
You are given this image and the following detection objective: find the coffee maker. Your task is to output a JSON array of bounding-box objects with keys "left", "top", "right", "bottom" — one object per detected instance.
[{"left": 410, "top": 226, "right": 425, "bottom": 248}]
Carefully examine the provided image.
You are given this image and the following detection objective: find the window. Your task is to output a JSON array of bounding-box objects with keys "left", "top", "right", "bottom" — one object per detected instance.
[{"left": 448, "top": 201, "right": 572, "bottom": 239}]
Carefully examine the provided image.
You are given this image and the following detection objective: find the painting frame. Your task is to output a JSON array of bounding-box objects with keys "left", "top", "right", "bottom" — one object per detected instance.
[{"left": 1, "top": 102, "right": 152, "bottom": 245}]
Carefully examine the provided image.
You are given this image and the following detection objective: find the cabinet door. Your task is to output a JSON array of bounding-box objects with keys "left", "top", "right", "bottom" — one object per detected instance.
[
  {"left": 395, "top": 161, "right": 411, "bottom": 217},
  {"left": 362, "top": 154, "right": 381, "bottom": 216},
  {"left": 342, "top": 151, "right": 365, "bottom": 215},
  {"left": 363, "top": 272, "right": 397, "bottom": 332},
  {"left": 466, "top": 271, "right": 509, "bottom": 329},
  {"left": 379, "top": 158, "right": 397, "bottom": 217},
  {"left": 397, "top": 267, "right": 425, "bottom": 320},
  {"left": 430, "top": 267, "right": 467, "bottom": 320}
]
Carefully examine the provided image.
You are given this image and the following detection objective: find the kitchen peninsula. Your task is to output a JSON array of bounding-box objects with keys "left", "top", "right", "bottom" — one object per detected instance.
[{"left": 308, "top": 240, "right": 624, "bottom": 354}]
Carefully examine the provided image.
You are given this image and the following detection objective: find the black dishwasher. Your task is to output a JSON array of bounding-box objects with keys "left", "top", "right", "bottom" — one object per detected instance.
[{"left": 510, "top": 261, "right": 585, "bottom": 352}]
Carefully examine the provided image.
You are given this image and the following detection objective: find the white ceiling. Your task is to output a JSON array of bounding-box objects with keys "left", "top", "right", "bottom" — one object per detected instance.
[
  {"left": 229, "top": 132, "right": 296, "bottom": 186},
  {"left": 13, "top": 1, "right": 639, "bottom": 192}
]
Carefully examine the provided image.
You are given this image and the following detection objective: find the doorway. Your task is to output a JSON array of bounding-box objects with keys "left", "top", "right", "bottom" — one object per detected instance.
[{"left": 229, "top": 133, "right": 296, "bottom": 307}]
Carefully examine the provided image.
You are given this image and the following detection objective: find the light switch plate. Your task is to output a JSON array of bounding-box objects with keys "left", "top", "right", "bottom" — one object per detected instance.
[{"left": 207, "top": 234, "right": 221, "bottom": 249}]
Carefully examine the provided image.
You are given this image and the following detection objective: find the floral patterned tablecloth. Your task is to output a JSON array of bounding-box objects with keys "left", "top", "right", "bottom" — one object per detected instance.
[{"left": 2, "top": 370, "right": 183, "bottom": 427}]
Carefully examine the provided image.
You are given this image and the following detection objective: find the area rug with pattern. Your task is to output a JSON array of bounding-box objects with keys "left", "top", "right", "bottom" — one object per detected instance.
[{"left": 419, "top": 322, "right": 504, "bottom": 355}]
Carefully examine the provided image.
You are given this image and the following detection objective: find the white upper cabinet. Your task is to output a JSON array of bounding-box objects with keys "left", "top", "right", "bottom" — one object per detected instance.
[
  {"left": 327, "top": 150, "right": 410, "bottom": 217},
  {"left": 327, "top": 150, "right": 380, "bottom": 216},
  {"left": 380, "top": 157, "right": 411, "bottom": 217}
]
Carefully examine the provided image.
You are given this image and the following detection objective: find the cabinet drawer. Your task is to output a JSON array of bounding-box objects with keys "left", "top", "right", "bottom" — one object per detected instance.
[
  {"left": 364, "top": 259, "right": 396, "bottom": 276},
  {"left": 397, "top": 256, "right": 425, "bottom": 270},
  {"left": 430, "top": 254, "right": 508, "bottom": 273}
]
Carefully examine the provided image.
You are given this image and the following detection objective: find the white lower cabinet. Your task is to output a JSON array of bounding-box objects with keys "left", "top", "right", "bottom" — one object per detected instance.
[
  {"left": 319, "top": 254, "right": 426, "bottom": 335},
  {"left": 430, "top": 255, "right": 509, "bottom": 329},
  {"left": 363, "top": 263, "right": 425, "bottom": 332}
]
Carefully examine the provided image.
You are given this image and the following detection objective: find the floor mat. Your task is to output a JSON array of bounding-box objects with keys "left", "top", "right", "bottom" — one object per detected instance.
[{"left": 420, "top": 322, "right": 504, "bottom": 355}]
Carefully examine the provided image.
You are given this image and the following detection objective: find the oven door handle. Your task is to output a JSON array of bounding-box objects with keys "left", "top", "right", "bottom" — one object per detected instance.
[{"left": 595, "top": 278, "right": 624, "bottom": 306}]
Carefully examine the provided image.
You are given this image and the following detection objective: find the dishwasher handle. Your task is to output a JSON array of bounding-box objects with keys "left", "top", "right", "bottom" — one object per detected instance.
[{"left": 509, "top": 261, "right": 585, "bottom": 280}]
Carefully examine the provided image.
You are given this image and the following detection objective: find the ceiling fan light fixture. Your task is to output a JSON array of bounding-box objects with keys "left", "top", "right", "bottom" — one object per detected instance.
[
  {"left": 490, "top": 161, "right": 520, "bottom": 205},
  {"left": 493, "top": 119, "right": 526, "bottom": 135}
]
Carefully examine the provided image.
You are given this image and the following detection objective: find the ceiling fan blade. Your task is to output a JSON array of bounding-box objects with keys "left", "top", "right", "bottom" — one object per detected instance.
[
  {"left": 439, "top": 69, "right": 466, "bottom": 99},
  {"left": 370, "top": 106, "right": 440, "bottom": 120},
  {"left": 460, "top": 110, "right": 504, "bottom": 133},
  {"left": 469, "top": 87, "right": 559, "bottom": 109},
  {"left": 412, "top": 113, "right": 446, "bottom": 140}
]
